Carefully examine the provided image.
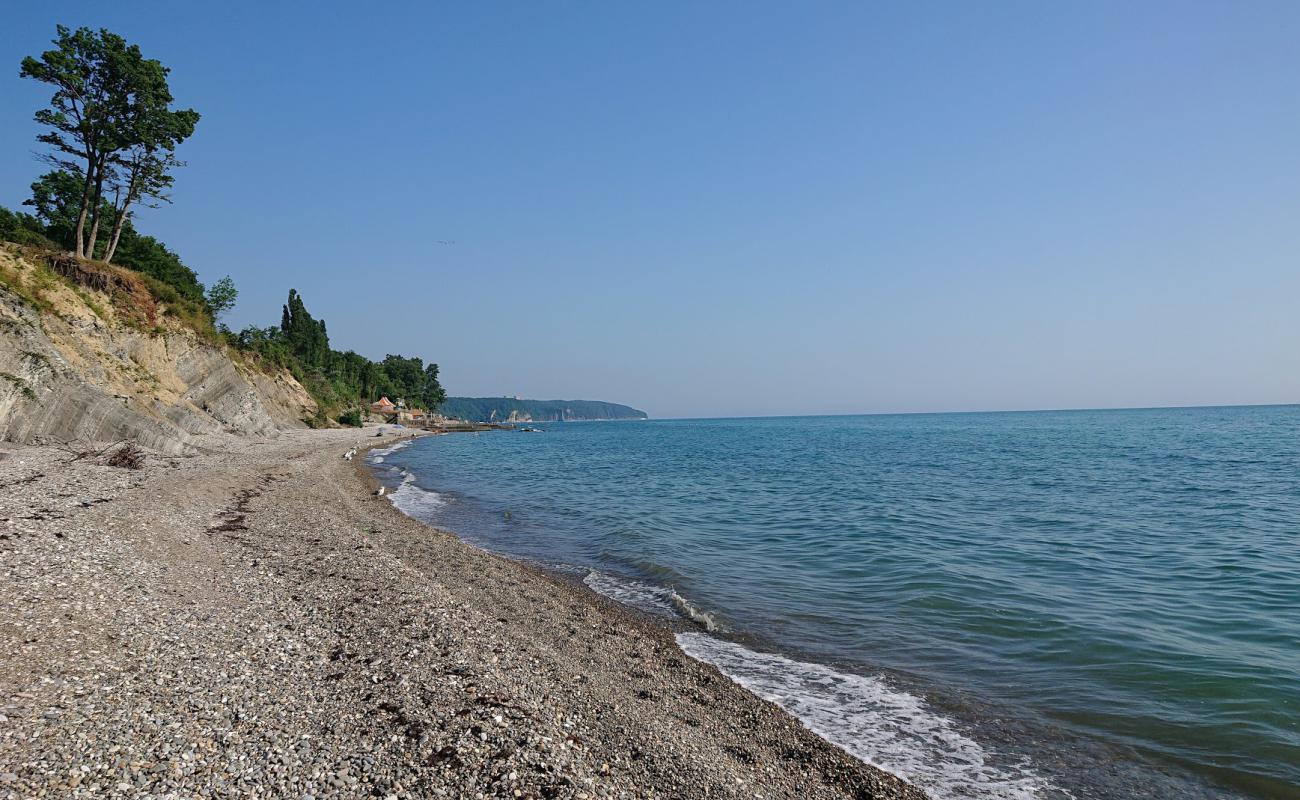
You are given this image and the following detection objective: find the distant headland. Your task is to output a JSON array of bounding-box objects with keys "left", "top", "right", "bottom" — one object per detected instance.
[{"left": 441, "top": 396, "right": 648, "bottom": 423}]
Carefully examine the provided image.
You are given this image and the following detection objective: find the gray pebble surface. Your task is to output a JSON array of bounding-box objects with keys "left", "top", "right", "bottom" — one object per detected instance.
[{"left": 0, "top": 429, "right": 926, "bottom": 800}]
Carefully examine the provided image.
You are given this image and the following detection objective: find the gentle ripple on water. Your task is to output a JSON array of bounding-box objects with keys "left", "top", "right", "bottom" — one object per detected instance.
[{"left": 373, "top": 406, "right": 1300, "bottom": 800}]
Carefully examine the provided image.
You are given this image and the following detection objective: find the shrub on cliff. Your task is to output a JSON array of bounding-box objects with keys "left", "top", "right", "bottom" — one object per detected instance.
[
  {"left": 0, "top": 206, "right": 57, "bottom": 249},
  {"left": 24, "top": 172, "right": 207, "bottom": 307}
]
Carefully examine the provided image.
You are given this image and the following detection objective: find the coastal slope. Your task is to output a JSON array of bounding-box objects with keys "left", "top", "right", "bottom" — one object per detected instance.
[
  {"left": 0, "top": 427, "right": 923, "bottom": 799},
  {"left": 0, "top": 246, "right": 315, "bottom": 453}
]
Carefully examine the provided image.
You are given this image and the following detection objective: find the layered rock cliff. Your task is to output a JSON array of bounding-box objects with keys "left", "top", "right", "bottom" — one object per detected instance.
[{"left": 0, "top": 246, "right": 316, "bottom": 454}]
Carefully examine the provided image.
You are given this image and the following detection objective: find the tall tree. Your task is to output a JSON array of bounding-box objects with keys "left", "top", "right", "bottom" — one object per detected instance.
[
  {"left": 25, "top": 169, "right": 206, "bottom": 304},
  {"left": 20, "top": 26, "right": 113, "bottom": 258},
  {"left": 102, "top": 98, "right": 198, "bottom": 263},
  {"left": 20, "top": 26, "right": 198, "bottom": 260},
  {"left": 102, "top": 147, "right": 182, "bottom": 263},
  {"left": 205, "top": 276, "right": 238, "bottom": 325},
  {"left": 421, "top": 363, "right": 447, "bottom": 411},
  {"left": 380, "top": 354, "right": 425, "bottom": 404},
  {"left": 280, "top": 289, "right": 330, "bottom": 370}
]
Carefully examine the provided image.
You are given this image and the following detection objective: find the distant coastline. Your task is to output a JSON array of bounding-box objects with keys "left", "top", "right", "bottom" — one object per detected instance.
[{"left": 440, "top": 396, "right": 648, "bottom": 423}]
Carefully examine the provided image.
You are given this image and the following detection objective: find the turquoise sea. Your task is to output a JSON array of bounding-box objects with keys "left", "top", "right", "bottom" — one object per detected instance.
[{"left": 370, "top": 406, "right": 1299, "bottom": 799}]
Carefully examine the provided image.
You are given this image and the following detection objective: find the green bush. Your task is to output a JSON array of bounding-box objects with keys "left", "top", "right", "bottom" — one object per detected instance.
[
  {"left": 137, "top": 274, "right": 218, "bottom": 341},
  {"left": 113, "top": 231, "right": 206, "bottom": 306},
  {"left": 0, "top": 205, "right": 57, "bottom": 248},
  {"left": 337, "top": 408, "right": 363, "bottom": 427}
]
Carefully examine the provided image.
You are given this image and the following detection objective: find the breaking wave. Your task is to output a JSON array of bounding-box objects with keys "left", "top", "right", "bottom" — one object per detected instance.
[
  {"left": 580, "top": 568, "right": 1056, "bottom": 797},
  {"left": 368, "top": 438, "right": 414, "bottom": 463},
  {"left": 583, "top": 571, "right": 721, "bottom": 632},
  {"left": 675, "top": 632, "right": 1059, "bottom": 800},
  {"left": 387, "top": 468, "right": 447, "bottom": 518}
]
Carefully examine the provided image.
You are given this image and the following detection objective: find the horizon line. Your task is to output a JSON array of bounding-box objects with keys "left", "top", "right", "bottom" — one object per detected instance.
[{"left": 640, "top": 401, "right": 1299, "bottom": 422}]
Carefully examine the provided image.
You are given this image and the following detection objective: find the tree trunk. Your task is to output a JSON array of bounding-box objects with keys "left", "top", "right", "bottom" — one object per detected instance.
[
  {"left": 103, "top": 167, "right": 143, "bottom": 265},
  {"left": 72, "top": 162, "right": 95, "bottom": 259},
  {"left": 84, "top": 165, "right": 106, "bottom": 260},
  {"left": 103, "top": 197, "right": 132, "bottom": 264},
  {"left": 85, "top": 209, "right": 102, "bottom": 261}
]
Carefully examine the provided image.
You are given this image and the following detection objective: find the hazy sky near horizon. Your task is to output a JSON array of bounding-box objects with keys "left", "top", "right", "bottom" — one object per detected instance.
[{"left": 2, "top": 2, "right": 1298, "bottom": 418}]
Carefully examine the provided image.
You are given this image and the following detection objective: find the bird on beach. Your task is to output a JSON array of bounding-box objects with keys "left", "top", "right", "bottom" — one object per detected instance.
[{"left": 374, "top": 486, "right": 386, "bottom": 497}]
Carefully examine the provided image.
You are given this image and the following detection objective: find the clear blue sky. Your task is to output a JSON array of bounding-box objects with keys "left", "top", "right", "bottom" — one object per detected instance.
[{"left": 2, "top": 2, "right": 1298, "bottom": 418}]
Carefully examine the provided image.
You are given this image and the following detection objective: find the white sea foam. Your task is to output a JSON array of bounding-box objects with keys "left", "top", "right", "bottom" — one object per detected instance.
[
  {"left": 583, "top": 571, "right": 676, "bottom": 614},
  {"left": 368, "top": 439, "right": 414, "bottom": 463},
  {"left": 387, "top": 470, "right": 447, "bottom": 518},
  {"left": 583, "top": 571, "right": 721, "bottom": 632},
  {"left": 668, "top": 588, "right": 721, "bottom": 632},
  {"left": 675, "top": 632, "right": 1060, "bottom": 800}
]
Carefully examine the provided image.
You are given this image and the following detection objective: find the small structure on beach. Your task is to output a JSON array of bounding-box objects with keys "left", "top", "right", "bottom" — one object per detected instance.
[
  {"left": 370, "top": 396, "right": 397, "bottom": 414},
  {"left": 400, "top": 408, "right": 429, "bottom": 424}
]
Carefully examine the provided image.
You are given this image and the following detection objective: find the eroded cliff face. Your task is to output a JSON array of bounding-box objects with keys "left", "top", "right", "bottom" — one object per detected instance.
[{"left": 0, "top": 247, "right": 316, "bottom": 454}]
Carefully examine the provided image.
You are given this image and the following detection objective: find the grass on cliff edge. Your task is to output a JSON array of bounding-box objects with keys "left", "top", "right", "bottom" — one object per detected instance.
[
  {"left": 1, "top": 240, "right": 327, "bottom": 427},
  {"left": 0, "top": 241, "right": 221, "bottom": 344}
]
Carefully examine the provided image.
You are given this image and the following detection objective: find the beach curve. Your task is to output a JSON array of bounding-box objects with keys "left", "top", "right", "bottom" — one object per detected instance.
[{"left": 0, "top": 426, "right": 925, "bottom": 799}]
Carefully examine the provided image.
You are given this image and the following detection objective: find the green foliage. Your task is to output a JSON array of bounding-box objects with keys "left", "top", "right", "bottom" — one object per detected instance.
[
  {"left": 422, "top": 363, "right": 447, "bottom": 410},
  {"left": 281, "top": 289, "right": 330, "bottom": 370},
  {"left": 6, "top": 28, "right": 221, "bottom": 346},
  {"left": 301, "top": 412, "right": 329, "bottom": 429},
  {"left": 137, "top": 273, "right": 216, "bottom": 339},
  {"left": 234, "top": 289, "right": 447, "bottom": 419},
  {"left": 205, "top": 275, "right": 237, "bottom": 323},
  {"left": 11, "top": 28, "right": 448, "bottom": 425},
  {"left": 0, "top": 211, "right": 208, "bottom": 326},
  {"left": 20, "top": 25, "right": 199, "bottom": 260},
  {"left": 19, "top": 173, "right": 207, "bottom": 307},
  {"left": 374, "top": 354, "right": 445, "bottom": 409},
  {"left": 19, "top": 26, "right": 124, "bottom": 175},
  {"left": 0, "top": 250, "right": 57, "bottom": 313},
  {"left": 233, "top": 325, "right": 294, "bottom": 373},
  {"left": 114, "top": 231, "right": 205, "bottom": 304},
  {"left": 68, "top": 284, "right": 109, "bottom": 320},
  {"left": 24, "top": 170, "right": 86, "bottom": 249},
  {"left": 337, "top": 408, "right": 363, "bottom": 427},
  {"left": 0, "top": 205, "right": 57, "bottom": 248},
  {"left": 327, "top": 349, "right": 382, "bottom": 400}
]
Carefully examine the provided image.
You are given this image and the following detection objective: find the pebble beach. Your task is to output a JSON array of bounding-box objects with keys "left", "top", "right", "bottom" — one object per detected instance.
[{"left": 0, "top": 427, "right": 924, "bottom": 799}]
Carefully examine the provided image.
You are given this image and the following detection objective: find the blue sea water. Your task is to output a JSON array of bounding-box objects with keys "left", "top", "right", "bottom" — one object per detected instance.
[{"left": 370, "top": 406, "right": 1300, "bottom": 800}]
